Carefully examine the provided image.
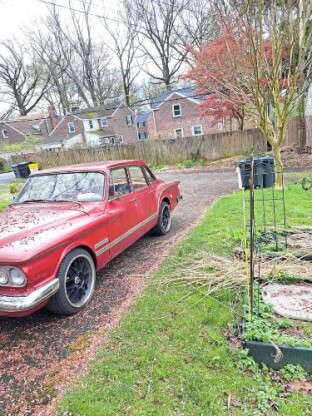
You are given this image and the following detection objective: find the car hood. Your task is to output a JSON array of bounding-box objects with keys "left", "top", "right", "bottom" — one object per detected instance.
[{"left": 0, "top": 203, "right": 96, "bottom": 263}]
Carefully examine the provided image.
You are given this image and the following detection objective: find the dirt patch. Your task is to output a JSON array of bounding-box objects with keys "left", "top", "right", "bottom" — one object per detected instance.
[{"left": 263, "top": 282, "right": 312, "bottom": 321}]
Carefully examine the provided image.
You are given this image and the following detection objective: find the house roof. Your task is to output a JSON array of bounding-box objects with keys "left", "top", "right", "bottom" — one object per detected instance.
[
  {"left": 3, "top": 111, "right": 60, "bottom": 138},
  {"left": 8, "top": 112, "right": 45, "bottom": 122},
  {"left": 71, "top": 102, "right": 123, "bottom": 120},
  {"left": 152, "top": 87, "right": 209, "bottom": 110},
  {"left": 5, "top": 118, "right": 45, "bottom": 137},
  {"left": 137, "top": 112, "right": 152, "bottom": 124}
]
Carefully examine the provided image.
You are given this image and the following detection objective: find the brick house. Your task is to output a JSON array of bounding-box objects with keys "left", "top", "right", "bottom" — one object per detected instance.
[
  {"left": 47, "top": 102, "right": 138, "bottom": 148},
  {"left": 147, "top": 87, "right": 214, "bottom": 139},
  {"left": 136, "top": 112, "right": 151, "bottom": 140},
  {"left": 0, "top": 107, "right": 59, "bottom": 145}
]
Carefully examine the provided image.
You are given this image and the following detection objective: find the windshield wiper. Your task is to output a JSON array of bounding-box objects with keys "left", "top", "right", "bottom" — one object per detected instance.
[
  {"left": 16, "top": 198, "right": 82, "bottom": 205},
  {"left": 16, "top": 199, "right": 52, "bottom": 204},
  {"left": 52, "top": 199, "right": 82, "bottom": 206}
]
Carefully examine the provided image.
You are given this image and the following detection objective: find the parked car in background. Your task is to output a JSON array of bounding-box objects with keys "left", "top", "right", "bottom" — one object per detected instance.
[{"left": 0, "top": 160, "right": 181, "bottom": 317}]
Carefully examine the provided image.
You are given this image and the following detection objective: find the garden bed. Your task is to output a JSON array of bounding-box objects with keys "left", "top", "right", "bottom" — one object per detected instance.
[
  {"left": 243, "top": 280, "right": 312, "bottom": 373},
  {"left": 243, "top": 340, "right": 312, "bottom": 372}
]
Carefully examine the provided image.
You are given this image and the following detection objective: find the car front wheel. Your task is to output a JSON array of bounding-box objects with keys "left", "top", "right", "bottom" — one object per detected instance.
[
  {"left": 152, "top": 201, "right": 171, "bottom": 235},
  {"left": 47, "top": 248, "right": 96, "bottom": 315}
]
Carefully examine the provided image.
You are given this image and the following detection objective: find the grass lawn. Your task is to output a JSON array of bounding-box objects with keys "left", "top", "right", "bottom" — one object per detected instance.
[
  {"left": 58, "top": 182, "right": 312, "bottom": 416},
  {"left": 0, "top": 184, "right": 12, "bottom": 211}
]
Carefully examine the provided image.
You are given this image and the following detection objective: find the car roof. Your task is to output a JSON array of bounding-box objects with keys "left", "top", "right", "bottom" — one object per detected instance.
[{"left": 32, "top": 160, "right": 147, "bottom": 175}]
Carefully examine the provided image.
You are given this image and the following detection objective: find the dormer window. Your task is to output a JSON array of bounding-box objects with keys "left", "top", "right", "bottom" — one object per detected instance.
[
  {"left": 101, "top": 117, "right": 108, "bottom": 127},
  {"left": 68, "top": 122, "right": 75, "bottom": 133},
  {"left": 126, "top": 115, "right": 133, "bottom": 125},
  {"left": 2, "top": 129, "right": 8, "bottom": 139},
  {"left": 172, "top": 104, "right": 181, "bottom": 117}
]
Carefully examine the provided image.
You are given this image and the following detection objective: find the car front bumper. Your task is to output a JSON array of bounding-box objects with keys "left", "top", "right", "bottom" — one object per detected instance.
[{"left": 0, "top": 279, "right": 59, "bottom": 313}]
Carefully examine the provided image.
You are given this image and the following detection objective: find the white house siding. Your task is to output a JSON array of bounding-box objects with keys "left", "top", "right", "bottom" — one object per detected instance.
[
  {"left": 85, "top": 132, "right": 101, "bottom": 146},
  {"left": 63, "top": 134, "right": 83, "bottom": 148},
  {"left": 83, "top": 119, "right": 100, "bottom": 132}
]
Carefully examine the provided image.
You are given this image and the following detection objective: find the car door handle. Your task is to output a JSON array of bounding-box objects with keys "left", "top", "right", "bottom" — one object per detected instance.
[
  {"left": 149, "top": 190, "right": 156, "bottom": 194},
  {"left": 130, "top": 198, "right": 137, "bottom": 203}
]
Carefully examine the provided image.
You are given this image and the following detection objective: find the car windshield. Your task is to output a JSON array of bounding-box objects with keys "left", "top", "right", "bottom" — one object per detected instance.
[{"left": 14, "top": 172, "right": 105, "bottom": 203}]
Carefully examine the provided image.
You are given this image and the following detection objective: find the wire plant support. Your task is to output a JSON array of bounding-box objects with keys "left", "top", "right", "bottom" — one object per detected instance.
[{"left": 240, "top": 154, "right": 287, "bottom": 319}]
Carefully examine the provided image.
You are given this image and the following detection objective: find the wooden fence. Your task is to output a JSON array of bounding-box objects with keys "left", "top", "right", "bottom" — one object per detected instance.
[
  {"left": 8, "top": 116, "right": 312, "bottom": 169},
  {"left": 11, "top": 128, "right": 266, "bottom": 169}
]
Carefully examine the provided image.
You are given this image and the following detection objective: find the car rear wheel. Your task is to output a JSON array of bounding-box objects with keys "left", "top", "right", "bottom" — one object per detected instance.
[
  {"left": 152, "top": 201, "right": 171, "bottom": 235},
  {"left": 47, "top": 248, "right": 96, "bottom": 315}
]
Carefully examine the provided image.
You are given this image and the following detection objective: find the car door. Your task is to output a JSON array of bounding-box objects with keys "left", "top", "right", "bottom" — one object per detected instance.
[
  {"left": 127, "top": 165, "right": 158, "bottom": 235},
  {"left": 106, "top": 167, "right": 138, "bottom": 258}
]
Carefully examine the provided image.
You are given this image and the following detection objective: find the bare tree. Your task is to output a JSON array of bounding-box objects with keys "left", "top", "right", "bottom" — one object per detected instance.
[
  {"left": 101, "top": 1, "right": 142, "bottom": 106},
  {"left": 135, "top": 78, "right": 167, "bottom": 109},
  {"left": 178, "top": 0, "right": 218, "bottom": 48},
  {"left": 44, "top": 0, "right": 120, "bottom": 108},
  {"left": 0, "top": 39, "right": 51, "bottom": 116},
  {"left": 28, "top": 25, "right": 75, "bottom": 115},
  {"left": 125, "top": 0, "right": 191, "bottom": 89}
]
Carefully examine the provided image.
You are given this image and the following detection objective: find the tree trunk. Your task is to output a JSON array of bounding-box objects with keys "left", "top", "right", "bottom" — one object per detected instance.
[
  {"left": 272, "top": 145, "right": 283, "bottom": 188},
  {"left": 238, "top": 115, "right": 244, "bottom": 131}
]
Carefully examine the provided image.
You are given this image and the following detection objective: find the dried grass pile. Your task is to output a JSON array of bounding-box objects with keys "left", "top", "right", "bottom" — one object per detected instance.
[{"left": 156, "top": 250, "right": 311, "bottom": 296}]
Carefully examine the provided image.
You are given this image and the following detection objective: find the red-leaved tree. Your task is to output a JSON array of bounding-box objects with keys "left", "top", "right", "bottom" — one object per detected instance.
[
  {"left": 185, "top": 0, "right": 312, "bottom": 187},
  {"left": 184, "top": 26, "right": 250, "bottom": 130}
]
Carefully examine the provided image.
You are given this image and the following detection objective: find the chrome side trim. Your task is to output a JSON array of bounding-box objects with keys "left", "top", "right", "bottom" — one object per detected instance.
[
  {"left": 95, "top": 245, "right": 110, "bottom": 257},
  {"left": 95, "top": 212, "right": 158, "bottom": 257},
  {"left": 94, "top": 237, "right": 109, "bottom": 249},
  {"left": 0, "top": 279, "right": 59, "bottom": 313}
]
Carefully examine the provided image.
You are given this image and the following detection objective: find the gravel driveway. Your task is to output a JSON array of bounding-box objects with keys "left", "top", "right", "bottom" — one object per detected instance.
[{"left": 0, "top": 169, "right": 237, "bottom": 416}]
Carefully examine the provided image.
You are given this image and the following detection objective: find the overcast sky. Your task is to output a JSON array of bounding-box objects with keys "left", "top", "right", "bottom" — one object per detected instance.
[
  {"left": 0, "top": 0, "right": 45, "bottom": 39},
  {"left": 0, "top": 0, "right": 120, "bottom": 40}
]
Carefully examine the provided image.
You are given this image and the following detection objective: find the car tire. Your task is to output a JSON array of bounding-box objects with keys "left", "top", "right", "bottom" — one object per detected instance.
[
  {"left": 152, "top": 201, "right": 171, "bottom": 236},
  {"left": 47, "top": 248, "right": 96, "bottom": 315}
]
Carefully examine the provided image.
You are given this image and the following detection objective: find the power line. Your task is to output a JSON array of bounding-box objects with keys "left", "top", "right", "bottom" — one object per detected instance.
[
  {"left": 37, "top": 0, "right": 121, "bottom": 24},
  {"left": 72, "top": 0, "right": 120, "bottom": 14}
]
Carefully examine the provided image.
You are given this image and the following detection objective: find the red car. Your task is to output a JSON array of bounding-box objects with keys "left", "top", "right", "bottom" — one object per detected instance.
[{"left": 0, "top": 160, "right": 181, "bottom": 317}]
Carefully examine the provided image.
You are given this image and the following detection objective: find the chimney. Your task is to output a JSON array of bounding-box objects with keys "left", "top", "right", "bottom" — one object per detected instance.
[{"left": 47, "top": 106, "right": 58, "bottom": 131}]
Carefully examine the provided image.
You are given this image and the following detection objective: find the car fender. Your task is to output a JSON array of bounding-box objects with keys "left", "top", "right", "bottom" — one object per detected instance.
[
  {"left": 54, "top": 222, "right": 111, "bottom": 276},
  {"left": 156, "top": 180, "right": 181, "bottom": 212}
]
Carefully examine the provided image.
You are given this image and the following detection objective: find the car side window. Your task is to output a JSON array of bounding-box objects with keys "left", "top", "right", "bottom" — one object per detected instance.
[
  {"left": 109, "top": 168, "right": 130, "bottom": 197},
  {"left": 128, "top": 166, "right": 148, "bottom": 191},
  {"left": 143, "top": 167, "right": 156, "bottom": 185}
]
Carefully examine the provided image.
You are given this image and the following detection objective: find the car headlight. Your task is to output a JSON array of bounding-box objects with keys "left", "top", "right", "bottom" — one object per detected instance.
[
  {"left": 9, "top": 268, "right": 27, "bottom": 286},
  {"left": 0, "top": 266, "right": 26, "bottom": 287},
  {"left": 0, "top": 270, "right": 9, "bottom": 285}
]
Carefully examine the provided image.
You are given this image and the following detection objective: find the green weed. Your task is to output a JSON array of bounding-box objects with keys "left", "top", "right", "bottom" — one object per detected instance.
[
  {"left": 280, "top": 364, "right": 307, "bottom": 382},
  {"left": 182, "top": 159, "right": 194, "bottom": 168}
]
